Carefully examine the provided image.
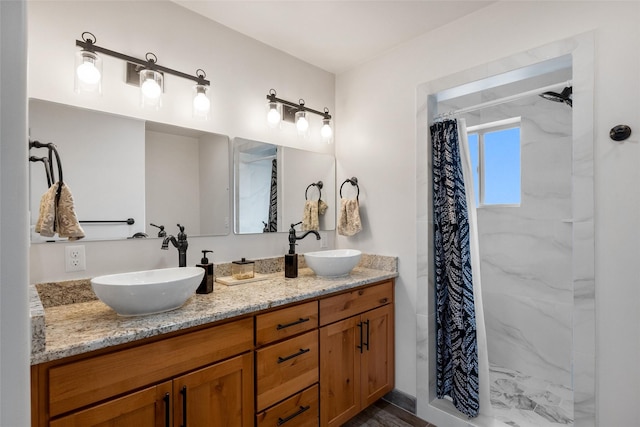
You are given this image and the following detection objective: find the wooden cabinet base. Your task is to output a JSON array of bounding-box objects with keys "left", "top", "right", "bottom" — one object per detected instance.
[{"left": 32, "top": 279, "right": 395, "bottom": 427}]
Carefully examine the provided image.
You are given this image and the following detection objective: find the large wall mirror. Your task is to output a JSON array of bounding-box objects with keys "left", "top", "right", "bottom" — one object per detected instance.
[
  {"left": 28, "top": 99, "right": 231, "bottom": 242},
  {"left": 234, "top": 137, "right": 336, "bottom": 234}
]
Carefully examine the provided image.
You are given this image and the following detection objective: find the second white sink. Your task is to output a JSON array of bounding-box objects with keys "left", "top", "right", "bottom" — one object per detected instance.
[
  {"left": 304, "top": 249, "right": 362, "bottom": 277},
  {"left": 91, "top": 267, "right": 204, "bottom": 316}
]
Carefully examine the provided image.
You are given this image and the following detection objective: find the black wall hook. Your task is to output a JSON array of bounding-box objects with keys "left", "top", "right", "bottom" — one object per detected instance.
[{"left": 610, "top": 125, "right": 631, "bottom": 141}]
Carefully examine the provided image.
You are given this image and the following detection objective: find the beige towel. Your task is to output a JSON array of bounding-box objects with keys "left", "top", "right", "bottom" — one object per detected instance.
[
  {"left": 35, "top": 183, "right": 57, "bottom": 237},
  {"left": 318, "top": 199, "right": 328, "bottom": 215},
  {"left": 338, "top": 198, "right": 362, "bottom": 236},
  {"left": 36, "top": 182, "right": 85, "bottom": 241},
  {"left": 302, "top": 200, "right": 319, "bottom": 231}
]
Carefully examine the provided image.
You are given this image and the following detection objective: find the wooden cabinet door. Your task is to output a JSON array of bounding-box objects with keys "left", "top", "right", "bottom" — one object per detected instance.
[
  {"left": 319, "top": 316, "right": 361, "bottom": 427},
  {"left": 174, "top": 353, "right": 253, "bottom": 427},
  {"left": 50, "top": 381, "right": 172, "bottom": 427},
  {"left": 360, "top": 304, "right": 394, "bottom": 408}
]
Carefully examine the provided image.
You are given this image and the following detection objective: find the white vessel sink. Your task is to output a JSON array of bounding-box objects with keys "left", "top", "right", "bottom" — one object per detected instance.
[
  {"left": 91, "top": 267, "right": 204, "bottom": 316},
  {"left": 304, "top": 249, "right": 362, "bottom": 277}
]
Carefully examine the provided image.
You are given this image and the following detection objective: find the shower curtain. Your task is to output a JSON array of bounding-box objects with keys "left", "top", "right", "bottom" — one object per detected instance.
[
  {"left": 430, "top": 118, "right": 491, "bottom": 419},
  {"left": 267, "top": 158, "right": 278, "bottom": 232}
]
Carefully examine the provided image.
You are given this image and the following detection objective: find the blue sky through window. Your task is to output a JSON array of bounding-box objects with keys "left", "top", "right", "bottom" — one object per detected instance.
[{"left": 467, "top": 125, "right": 520, "bottom": 206}]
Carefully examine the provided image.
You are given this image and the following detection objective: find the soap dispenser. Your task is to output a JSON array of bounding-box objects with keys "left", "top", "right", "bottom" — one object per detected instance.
[
  {"left": 196, "top": 250, "right": 214, "bottom": 294},
  {"left": 285, "top": 223, "right": 299, "bottom": 278}
]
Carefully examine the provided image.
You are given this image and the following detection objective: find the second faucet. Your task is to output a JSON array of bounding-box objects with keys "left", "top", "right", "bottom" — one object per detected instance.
[{"left": 161, "top": 224, "right": 188, "bottom": 267}]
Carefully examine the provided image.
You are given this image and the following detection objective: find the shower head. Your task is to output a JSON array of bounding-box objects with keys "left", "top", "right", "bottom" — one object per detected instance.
[{"left": 539, "top": 86, "right": 572, "bottom": 107}]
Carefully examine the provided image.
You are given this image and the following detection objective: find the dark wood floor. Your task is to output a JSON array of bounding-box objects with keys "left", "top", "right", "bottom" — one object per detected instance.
[{"left": 341, "top": 399, "right": 436, "bottom": 427}]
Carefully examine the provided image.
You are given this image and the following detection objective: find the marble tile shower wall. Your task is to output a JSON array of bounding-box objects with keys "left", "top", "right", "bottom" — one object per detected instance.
[{"left": 466, "top": 94, "right": 574, "bottom": 388}]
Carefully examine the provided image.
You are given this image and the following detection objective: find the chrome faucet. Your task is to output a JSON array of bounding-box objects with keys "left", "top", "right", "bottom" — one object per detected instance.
[
  {"left": 161, "top": 224, "right": 188, "bottom": 267},
  {"left": 288, "top": 222, "right": 321, "bottom": 254}
]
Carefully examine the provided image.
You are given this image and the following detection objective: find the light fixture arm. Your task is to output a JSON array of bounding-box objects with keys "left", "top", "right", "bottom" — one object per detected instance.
[
  {"left": 266, "top": 92, "right": 330, "bottom": 119},
  {"left": 76, "top": 38, "right": 210, "bottom": 86}
]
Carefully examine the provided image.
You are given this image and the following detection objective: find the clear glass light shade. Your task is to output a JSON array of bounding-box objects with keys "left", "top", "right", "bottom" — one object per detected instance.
[
  {"left": 74, "top": 51, "right": 102, "bottom": 94},
  {"left": 321, "top": 118, "right": 333, "bottom": 143},
  {"left": 266, "top": 101, "right": 281, "bottom": 128},
  {"left": 295, "top": 110, "right": 309, "bottom": 137},
  {"left": 139, "top": 69, "right": 163, "bottom": 109},
  {"left": 192, "top": 84, "right": 211, "bottom": 120}
]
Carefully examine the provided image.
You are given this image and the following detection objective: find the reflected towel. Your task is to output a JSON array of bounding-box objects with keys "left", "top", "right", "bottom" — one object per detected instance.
[
  {"left": 338, "top": 198, "right": 362, "bottom": 236},
  {"left": 35, "top": 182, "right": 85, "bottom": 240},
  {"left": 318, "top": 199, "right": 328, "bottom": 216},
  {"left": 302, "top": 200, "right": 320, "bottom": 231},
  {"left": 35, "top": 183, "right": 57, "bottom": 237}
]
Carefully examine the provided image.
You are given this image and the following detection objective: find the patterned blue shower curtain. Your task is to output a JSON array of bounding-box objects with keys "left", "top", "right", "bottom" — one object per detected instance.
[
  {"left": 430, "top": 119, "right": 479, "bottom": 418},
  {"left": 266, "top": 158, "right": 278, "bottom": 232}
]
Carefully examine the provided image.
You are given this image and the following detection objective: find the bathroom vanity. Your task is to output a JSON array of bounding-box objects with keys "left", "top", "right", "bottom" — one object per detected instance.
[{"left": 30, "top": 256, "right": 396, "bottom": 427}]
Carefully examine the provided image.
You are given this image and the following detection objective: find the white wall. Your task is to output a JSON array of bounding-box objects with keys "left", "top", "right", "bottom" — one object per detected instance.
[
  {"left": 198, "top": 133, "right": 231, "bottom": 235},
  {"left": 1, "top": 0, "right": 30, "bottom": 424},
  {"left": 336, "top": 1, "right": 639, "bottom": 425},
  {"left": 27, "top": 0, "right": 335, "bottom": 283},
  {"left": 146, "top": 130, "right": 201, "bottom": 234}
]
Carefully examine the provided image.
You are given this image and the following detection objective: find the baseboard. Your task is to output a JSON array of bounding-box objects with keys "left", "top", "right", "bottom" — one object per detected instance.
[{"left": 383, "top": 388, "right": 417, "bottom": 414}]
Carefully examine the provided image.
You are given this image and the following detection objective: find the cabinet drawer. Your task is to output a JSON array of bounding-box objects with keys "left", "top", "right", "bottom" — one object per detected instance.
[
  {"left": 319, "top": 281, "right": 393, "bottom": 326},
  {"left": 256, "top": 330, "right": 318, "bottom": 411},
  {"left": 256, "top": 384, "right": 319, "bottom": 427},
  {"left": 256, "top": 301, "right": 318, "bottom": 346},
  {"left": 48, "top": 317, "right": 253, "bottom": 417}
]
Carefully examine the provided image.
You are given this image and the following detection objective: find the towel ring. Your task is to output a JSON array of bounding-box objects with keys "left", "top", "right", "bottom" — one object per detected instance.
[
  {"left": 340, "top": 177, "right": 359, "bottom": 201},
  {"left": 305, "top": 181, "right": 323, "bottom": 200}
]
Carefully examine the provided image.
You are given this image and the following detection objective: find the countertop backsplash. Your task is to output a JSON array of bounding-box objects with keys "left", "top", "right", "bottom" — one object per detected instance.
[{"left": 34, "top": 253, "right": 398, "bottom": 308}]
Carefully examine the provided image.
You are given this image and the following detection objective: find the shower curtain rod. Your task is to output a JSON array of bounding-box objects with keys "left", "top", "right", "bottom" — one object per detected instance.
[{"left": 440, "top": 81, "right": 571, "bottom": 117}]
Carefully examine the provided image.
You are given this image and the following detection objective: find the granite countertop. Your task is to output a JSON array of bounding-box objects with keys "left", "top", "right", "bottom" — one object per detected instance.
[{"left": 30, "top": 254, "right": 398, "bottom": 365}]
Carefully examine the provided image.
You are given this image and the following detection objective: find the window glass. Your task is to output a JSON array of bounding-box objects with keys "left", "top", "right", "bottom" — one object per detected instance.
[
  {"left": 483, "top": 127, "right": 520, "bottom": 205},
  {"left": 466, "top": 120, "right": 521, "bottom": 207}
]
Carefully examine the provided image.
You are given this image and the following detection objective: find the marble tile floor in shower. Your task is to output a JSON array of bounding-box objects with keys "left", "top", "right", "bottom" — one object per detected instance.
[{"left": 490, "top": 365, "right": 573, "bottom": 427}]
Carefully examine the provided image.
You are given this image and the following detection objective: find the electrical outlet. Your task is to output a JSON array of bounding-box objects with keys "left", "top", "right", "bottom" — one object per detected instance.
[
  {"left": 65, "top": 245, "right": 86, "bottom": 272},
  {"left": 320, "top": 232, "right": 328, "bottom": 248}
]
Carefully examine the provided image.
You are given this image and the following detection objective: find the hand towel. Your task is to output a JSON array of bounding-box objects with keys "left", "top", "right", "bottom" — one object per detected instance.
[
  {"left": 35, "top": 182, "right": 85, "bottom": 240},
  {"left": 302, "top": 200, "right": 320, "bottom": 231},
  {"left": 318, "top": 199, "right": 328, "bottom": 216},
  {"left": 56, "top": 182, "right": 85, "bottom": 240},
  {"left": 338, "top": 198, "right": 362, "bottom": 236},
  {"left": 35, "top": 183, "right": 57, "bottom": 238}
]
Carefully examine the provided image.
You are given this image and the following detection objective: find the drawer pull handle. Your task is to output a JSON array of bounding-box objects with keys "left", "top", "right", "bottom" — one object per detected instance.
[
  {"left": 277, "top": 405, "right": 311, "bottom": 425},
  {"left": 180, "top": 386, "right": 187, "bottom": 427},
  {"left": 278, "top": 348, "right": 310, "bottom": 364},
  {"left": 357, "top": 322, "right": 363, "bottom": 353},
  {"left": 277, "top": 317, "right": 310, "bottom": 330},
  {"left": 163, "top": 392, "right": 170, "bottom": 427}
]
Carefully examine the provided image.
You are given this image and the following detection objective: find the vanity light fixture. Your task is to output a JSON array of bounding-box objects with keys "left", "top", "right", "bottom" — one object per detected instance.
[
  {"left": 192, "top": 70, "right": 211, "bottom": 120},
  {"left": 266, "top": 89, "right": 333, "bottom": 142},
  {"left": 75, "top": 32, "right": 211, "bottom": 119}
]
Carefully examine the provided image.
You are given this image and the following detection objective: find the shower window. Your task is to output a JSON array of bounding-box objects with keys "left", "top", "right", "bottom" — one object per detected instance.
[{"left": 467, "top": 117, "right": 521, "bottom": 207}]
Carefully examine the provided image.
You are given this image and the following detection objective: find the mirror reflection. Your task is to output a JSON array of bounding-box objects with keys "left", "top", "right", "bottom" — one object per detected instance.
[
  {"left": 234, "top": 137, "right": 336, "bottom": 234},
  {"left": 28, "top": 99, "right": 230, "bottom": 242}
]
